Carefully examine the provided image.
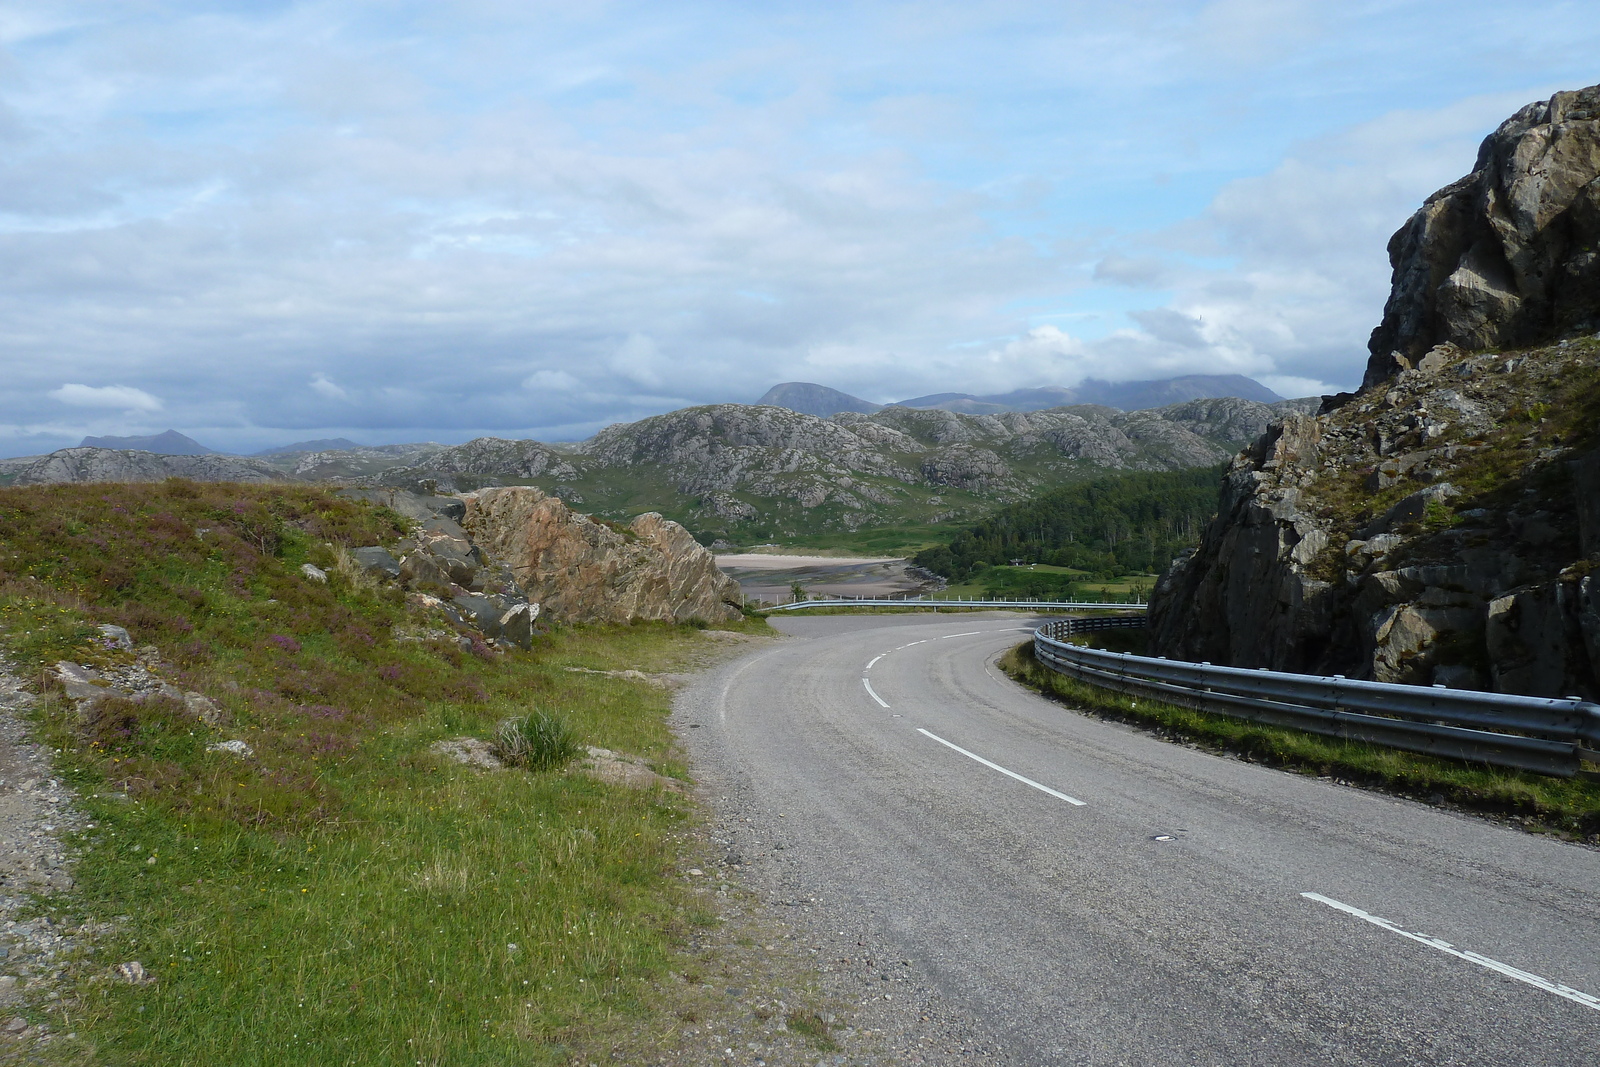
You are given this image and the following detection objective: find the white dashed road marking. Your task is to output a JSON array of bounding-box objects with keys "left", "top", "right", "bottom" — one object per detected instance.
[
  {"left": 1302, "top": 892, "right": 1600, "bottom": 1012},
  {"left": 917, "top": 728, "right": 1086, "bottom": 806}
]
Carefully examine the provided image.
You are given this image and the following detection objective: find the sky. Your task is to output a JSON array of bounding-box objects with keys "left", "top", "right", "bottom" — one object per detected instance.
[{"left": 1, "top": 1, "right": 1597, "bottom": 456}]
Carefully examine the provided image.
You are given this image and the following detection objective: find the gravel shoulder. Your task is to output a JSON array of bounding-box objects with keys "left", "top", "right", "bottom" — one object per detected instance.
[
  {"left": 665, "top": 623, "right": 1006, "bottom": 1066},
  {"left": 0, "top": 655, "right": 93, "bottom": 1056}
]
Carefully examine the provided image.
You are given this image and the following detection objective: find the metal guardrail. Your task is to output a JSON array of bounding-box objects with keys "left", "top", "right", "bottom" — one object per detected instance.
[
  {"left": 762, "top": 596, "right": 1148, "bottom": 612},
  {"left": 1033, "top": 618, "right": 1600, "bottom": 778}
]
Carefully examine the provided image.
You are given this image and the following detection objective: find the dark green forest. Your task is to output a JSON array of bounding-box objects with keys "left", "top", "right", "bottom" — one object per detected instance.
[{"left": 913, "top": 465, "right": 1223, "bottom": 579}]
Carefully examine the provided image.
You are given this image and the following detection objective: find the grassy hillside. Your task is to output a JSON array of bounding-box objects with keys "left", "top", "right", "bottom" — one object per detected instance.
[
  {"left": 913, "top": 466, "right": 1223, "bottom": 580},
  {"left": 0, "top": 481, "right": 804, "bottom": 1064}
]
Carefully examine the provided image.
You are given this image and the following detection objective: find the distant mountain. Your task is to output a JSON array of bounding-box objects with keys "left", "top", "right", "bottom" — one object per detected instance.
[
  {"left": 1075, "top": 374, "right": 1284, "bottom": 409},
  {"left": 755, "top": 383, "right": 881, "bottom": 417},
  {"left": 251, "top": 438, "right": 361, "bottom": 457},
  {"left": 892, "top": 375, "right": 1283, "bottom": 414},
  {"left": 78, "top": 429, "right": 214, "bottom": 455},
  {"left": 894, "top": 387, "right": 1079, "bottom": 415}
]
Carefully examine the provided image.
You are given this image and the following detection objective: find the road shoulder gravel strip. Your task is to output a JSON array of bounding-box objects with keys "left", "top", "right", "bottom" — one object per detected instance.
[
  {"left": 667, "top": 634, "right": 1007, "bottom": 1066},
  {"left": 0, "top": 652, "right": 97, "bottom": 1057}
]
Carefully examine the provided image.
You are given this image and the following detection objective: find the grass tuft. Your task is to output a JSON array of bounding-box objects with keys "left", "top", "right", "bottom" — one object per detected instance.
[
  {"left": 493, "top": 712, "right": 582, "bottom": 772},
  {"left": 785, "top": 1009, "right": 838, "bottom": 1050}
]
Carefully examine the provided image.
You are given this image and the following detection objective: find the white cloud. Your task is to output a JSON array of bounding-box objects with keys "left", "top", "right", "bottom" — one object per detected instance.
[
  {"left": 48, "top": 383, "right": 163, "bottom": 411},
  {"left": 310, "top": 374, "right": 348, "bottom": 400},
  {"left": 1257, "top": 374, "right": 1337, "bottom": 400},
  {"left": 0, "top": 5, "right": 1596, "bottom": 454},
  {"left": 608, "top": 334, "right": 666, "bottom": 389}
]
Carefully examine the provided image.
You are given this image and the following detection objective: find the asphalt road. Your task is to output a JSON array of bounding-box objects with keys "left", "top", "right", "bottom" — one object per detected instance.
[{"left": 676, "top": 613, "right": 1600, "bottom": 1066}]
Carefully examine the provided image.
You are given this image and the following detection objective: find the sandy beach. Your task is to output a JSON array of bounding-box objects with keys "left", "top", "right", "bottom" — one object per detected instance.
[
  {"left": 714, "top": 552, "right": 930, "bottom": 602},
  {"left": 713, "top": 553, "right": 903, "bottom": 569}
]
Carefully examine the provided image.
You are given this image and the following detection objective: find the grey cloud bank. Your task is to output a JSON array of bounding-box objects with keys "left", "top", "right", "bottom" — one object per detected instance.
[{"left": 2, "top": 2, "right": 1598, "bottom": 457}]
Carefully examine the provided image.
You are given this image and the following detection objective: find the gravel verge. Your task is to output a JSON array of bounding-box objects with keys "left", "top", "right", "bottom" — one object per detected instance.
[
  {"left": 652, "top": 637, "right": 1008, "bottom": 1066},
  {"left": 0, "top": 653, "right": 96, "bottom": 1058}
]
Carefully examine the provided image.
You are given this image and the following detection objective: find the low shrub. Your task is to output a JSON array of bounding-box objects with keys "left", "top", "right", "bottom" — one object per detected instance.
[{"left": 492, "top": 711, "right": 582, "bottom": 771}]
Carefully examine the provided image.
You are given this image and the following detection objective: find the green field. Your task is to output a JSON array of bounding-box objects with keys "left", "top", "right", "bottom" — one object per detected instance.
[{"left": 940, "top": 563, "right": 1154, "bottom": 601}]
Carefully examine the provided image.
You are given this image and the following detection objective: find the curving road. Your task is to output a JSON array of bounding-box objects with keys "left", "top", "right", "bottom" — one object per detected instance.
[{"left": 676, "top": 613, "right": 1600, "bottom": 1066}]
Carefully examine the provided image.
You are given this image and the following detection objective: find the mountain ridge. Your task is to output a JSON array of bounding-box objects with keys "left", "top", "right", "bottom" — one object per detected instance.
[
  {"left": 78, "top": 429, "right": 214, "bottom": 455},
  {"left": 758, "top": 374, "right": 1288, "bottom": 418}
]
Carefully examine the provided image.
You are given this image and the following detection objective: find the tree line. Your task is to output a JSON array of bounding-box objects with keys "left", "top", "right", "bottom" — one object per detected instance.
[{"left": 913, "top": 465, "right": 1223, "bottom": 579}]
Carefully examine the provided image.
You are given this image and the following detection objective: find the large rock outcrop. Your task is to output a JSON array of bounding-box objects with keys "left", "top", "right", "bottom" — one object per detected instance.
[
  {"left": 1150, "top": 341, "right": 1600, "bottom": 696},
  {"left": 1365, "top": 84, "right": 1600, "bottom": 386},
  {"left": 459, "top": 487, "right": 742, "bottom": 625},
  {"left": 1150, "top": 85, "right": 1600, "bottom": 699}
]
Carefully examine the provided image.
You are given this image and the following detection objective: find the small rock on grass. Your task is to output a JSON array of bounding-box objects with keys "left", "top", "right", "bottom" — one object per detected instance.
[
  {"left": 115, "top": 961, "right": 153, "bottom": 984},
  {"left": 3, "top": 1017, "right": 25, "bottom": 1034},
  {"left": 96, "top": 624, "right": 133, "bottom": 650}
]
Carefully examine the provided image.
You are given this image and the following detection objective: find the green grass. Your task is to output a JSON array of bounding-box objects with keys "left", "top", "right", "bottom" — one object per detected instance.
[
  {"left": 0, "top": 479, "right": 777, "bottom": 1063},
  {"left": 938, "top": 564, "right": 1154, "bottom": 601},
  {"left": 1002, "top": 642, "right": 1600, "bottom": 840},
  {"left": 783, "top": 1009, "right": 838, "bottom": 1051},
  {"left": 753, "top": 524, "right": 953, "bottom": 557}
]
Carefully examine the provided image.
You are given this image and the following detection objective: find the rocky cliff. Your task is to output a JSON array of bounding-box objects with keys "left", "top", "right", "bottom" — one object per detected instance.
[
  {"left": 459, "top": 486, "right": 742, "bottom": 625},
  {"left": 1149, "top": 83, "right": 1600, "bottom": 699},
  {"left": 1364, "top": 84, "right": 1600, "bottom": 386}
]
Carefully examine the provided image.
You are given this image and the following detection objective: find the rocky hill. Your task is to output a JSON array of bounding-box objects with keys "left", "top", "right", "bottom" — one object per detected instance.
[
  {"left": 1149, "top": 83, "right": 1600, "bottom": 699},
  {"left": 6, "top": 395, "right": 1308, "bottom": 542},
  {"left": 375, "top": 396, "right": 1313, "bottom": 541},
  {"left": 8, "top": 447, "right": 284, "bottom": 486},
  {"left": 1364, "top": 84, "right": 1600, "bottom": 387},
  {"left": 895, "top": 374, "right": 1284, "bottom": 414}
]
